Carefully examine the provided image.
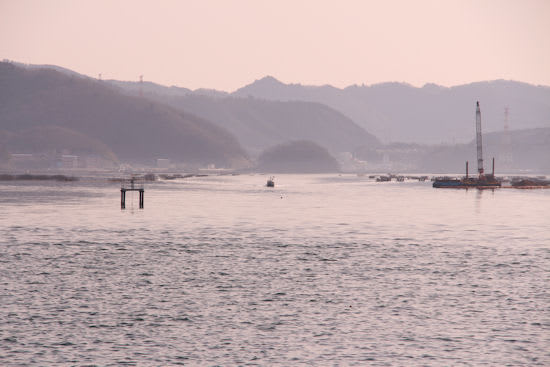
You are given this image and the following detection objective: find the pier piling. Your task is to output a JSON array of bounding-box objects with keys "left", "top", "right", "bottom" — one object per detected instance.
[{"left": 121, "top": 189, "right": 126, "bottom": 209}]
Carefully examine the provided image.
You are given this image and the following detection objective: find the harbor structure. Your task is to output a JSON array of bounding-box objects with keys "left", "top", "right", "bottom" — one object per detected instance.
[
  {"left": 433, "top": 101, "right": 500, "bottom": 189},
  {"left": 121, "top": 177, "right": 144, "bottom": 209}
]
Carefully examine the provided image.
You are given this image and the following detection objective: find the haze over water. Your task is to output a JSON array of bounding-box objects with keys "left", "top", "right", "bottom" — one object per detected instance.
[{"left": 1, "top": 174, "right": 549, "bottom": 365}]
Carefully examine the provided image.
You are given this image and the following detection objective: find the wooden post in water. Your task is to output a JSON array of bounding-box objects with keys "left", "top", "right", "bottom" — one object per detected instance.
[{"left": 121, "top": 188, "right": 126, "bottom": 209}]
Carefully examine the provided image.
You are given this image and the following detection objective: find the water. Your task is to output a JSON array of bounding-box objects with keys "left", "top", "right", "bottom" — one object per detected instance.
[{"left": 1, "top": 174, "right": 549, "bottom": 366}]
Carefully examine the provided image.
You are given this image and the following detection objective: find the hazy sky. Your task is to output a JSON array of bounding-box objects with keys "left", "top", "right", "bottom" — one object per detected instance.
[{"left": 1, "top": 0, "right": 549, "bottom": 91}]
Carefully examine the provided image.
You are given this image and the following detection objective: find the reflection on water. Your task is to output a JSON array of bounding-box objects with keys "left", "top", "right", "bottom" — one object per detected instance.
[{"left": 0, "top": 175, "right": 549, "bottom": 365}]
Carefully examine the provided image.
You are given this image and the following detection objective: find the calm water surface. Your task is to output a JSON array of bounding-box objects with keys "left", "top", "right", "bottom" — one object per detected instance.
[{"left": 1, "top": 174, "right": 549, "bottom": 366}]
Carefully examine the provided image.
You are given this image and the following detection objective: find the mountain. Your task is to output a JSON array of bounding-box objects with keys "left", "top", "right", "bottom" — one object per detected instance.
[
  {"left": 0, "top": 125, "right": 118, "bottom": 160},
  {"left": 420, "top": 127, "right": 550, "bottom": 173},
  {"left": 12, "top": 63, "right": 550, "bottom": 147},
  {"left": 7, "top": 61, "right": 546, "bottom": 173},
  {"left": 0, "top": 62, "right": 249, "bottom": 168},
  {"left": 110, "top": 81, "right": 379, "bottom": 156},
  {"left": 157, "top": 94, "right": 379, "bottom": 156},
  {"left": 8, "top": 61, "right": 90, "bottom": 79},
  {"left": 257, "top": 140, "right": 340, "bottom": 173},
  {"left": 479, "top": 127, "right": 550, "bottom": 173},
  {"left": 234, "top": 77, "right": 550, "bottom": 145},
  {"left": 353, "top": 127, "right": 550, "bottom": 173},
  {"left": 0, "top": 143, "right": 9, "bottom": 167},
  {"left": 108, "top": 80, "right": 193, "bottom": 98}
]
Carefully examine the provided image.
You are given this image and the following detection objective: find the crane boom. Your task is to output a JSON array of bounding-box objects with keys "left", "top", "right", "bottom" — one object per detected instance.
[{"left": 476, "top": 101, "right": 484, "bottom": 175}]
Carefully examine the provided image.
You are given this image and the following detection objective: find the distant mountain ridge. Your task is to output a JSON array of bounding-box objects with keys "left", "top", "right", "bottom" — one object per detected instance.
[
  {"left": 110, "top": 74, "right": 550, "bottom": 146},
  {"left": 107, "top": 79, "right": 379, "bottom": 156},
  {"left": 4, "top": 61, "right": 549, "bottom": 173},
  {"left": 18, "top": 62, "right": 550, "bottom": 146},
  {"left": 234, "top": 76, "right": 550, "bottom": 144}
]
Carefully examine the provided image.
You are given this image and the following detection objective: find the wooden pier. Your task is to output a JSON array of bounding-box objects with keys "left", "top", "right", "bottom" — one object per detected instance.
[{"left": 121, "top": 177, "right": 144, "bottom": 209}]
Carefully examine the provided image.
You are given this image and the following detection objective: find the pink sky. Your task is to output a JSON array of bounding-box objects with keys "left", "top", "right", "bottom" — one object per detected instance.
[{"left": 1, "top": 0, "right": 549, "bottom": 91}]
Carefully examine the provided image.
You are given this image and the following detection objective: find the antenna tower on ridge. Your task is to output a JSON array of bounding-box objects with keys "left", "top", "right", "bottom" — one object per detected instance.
[{"left": 499, "top": 106, "right": 513, "bottom": 169}]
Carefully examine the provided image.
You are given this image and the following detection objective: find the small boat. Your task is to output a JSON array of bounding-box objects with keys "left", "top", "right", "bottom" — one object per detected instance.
[{"left": 266, "top": 176, "right": 275, "bottom": 187}]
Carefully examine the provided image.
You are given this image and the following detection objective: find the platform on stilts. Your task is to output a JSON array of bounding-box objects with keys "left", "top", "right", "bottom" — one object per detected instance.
[{"left": 121, "top": 177, "right": 144, "bottom": 209}]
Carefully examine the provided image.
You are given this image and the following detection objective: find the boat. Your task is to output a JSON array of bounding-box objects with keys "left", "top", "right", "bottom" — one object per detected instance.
[
  {"left": 266, "top": 176, "right": 275, "bottom": 187},
  {"left": 432, "top": 173, "right": 500, "bottom": 189},
  {"left": 432, "top": 176, "right": 462, "bottom": 188}
]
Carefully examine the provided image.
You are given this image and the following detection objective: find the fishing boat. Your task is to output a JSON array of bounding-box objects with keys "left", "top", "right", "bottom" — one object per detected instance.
[{"left": 266, "top": 176, "right": 275, "bottom": 187}]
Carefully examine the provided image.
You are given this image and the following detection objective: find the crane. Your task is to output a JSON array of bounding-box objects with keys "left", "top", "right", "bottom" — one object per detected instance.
[
  {"left": 476, "top": 101, "right": 484, "bottom": 176},
  {"left": 433, "top": 101, "right": 500, "bottom": 188}
]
